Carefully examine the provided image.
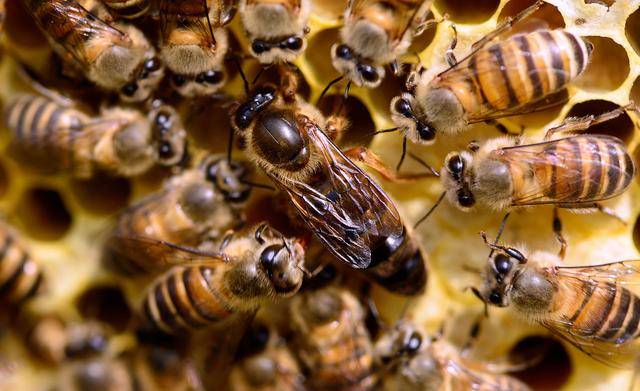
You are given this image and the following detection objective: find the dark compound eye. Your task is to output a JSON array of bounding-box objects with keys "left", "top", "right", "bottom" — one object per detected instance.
[
  {"left": 172, "top": 74, "right": 186, "bottom": 87},
  {"left": 394, "top": 98, "right": 412, "bottom": 117},
  {"left": 416, "top": 122, "right": 435, "bottom": 141},
  {"left": 260, "top": 245, "right": 283, "bottom": 278},
  {"left": 405, "top": 332, "right": 422, "bottom": 354},
  {"left": 494, "top": 254, "right": 512, "bottom": 274},
  {"left": 284, "top": 36, "right": 303, "bottom": 50},
  {"left": 144, "top": 57, "right": 161, "bottom": 71},
  {"left": 252, "top": 40, "right": 270, "bottom": 54},
  {"left": 121, "top": 83, "right": 138, "bottom": 96},
  {"left": 357, "top": 64, "right": 378, "bottom": 82},
  {"left": 155, "top": 111, "right": 170, "bottom": 127},
  {"left": 457, "top": 189, "right": 475, "bottom": 207},
  {"left": 447, "top": 155, "right": 464, "bottom": 174},
  {"left": 336, "top": 44, "right": 352, "bottom": 60},
  {"left": 158, "top": 141, "right": 174, "bottom": 159},
  {"left": 203, "top": 70, "right": 223, "bottom": 84},
  {"left": 489, "top": 291, "right": 502, "bottom": 304}
]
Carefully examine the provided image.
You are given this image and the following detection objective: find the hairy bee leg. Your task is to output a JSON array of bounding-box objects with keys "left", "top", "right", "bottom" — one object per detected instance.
[
  {"left": 553, "top": 207, "right": 567, "bottom": 261},
  {"left": 543, "top": 106, "right": 631, "bottom": 140},
  {"left": 445, "top": 25, "right": 458, "bottom": 67},
  {"left": 343, "top": 147, "right": 437, "bottom": 182},
  {"left": 325, "top": 111, "right": 349, "bottom": 144}
]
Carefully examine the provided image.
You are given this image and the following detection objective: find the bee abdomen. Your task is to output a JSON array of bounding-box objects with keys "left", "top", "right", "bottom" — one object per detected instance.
[
  {"left": 313, "top": 332, "right": 374, "bottom": 389},
  {"left": 102, "top": 0, "right": 150, "bottom": 18},
  {"left": 0, "top": 231, "right": 43, "bottom": 304},
  {"left": 143, "top": 265, "right": 234, "bottom": 333}
]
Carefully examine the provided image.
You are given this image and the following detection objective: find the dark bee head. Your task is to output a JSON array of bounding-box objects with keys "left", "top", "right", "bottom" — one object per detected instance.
[
  {"left": 253, "top": 223, "right": 304, "bottom": 296},
  {"left": 441, "top": 152, "right": 476, "bottom": 210},
  {"left": 232, "top": 87, "right": 277, "bottom": 130},
  {"left": 330, "top": 43, "right": 384, "bottom": 88},
  {"left": 149, "top": 104, "right": 187, "bottom": 166},
  {"left": 251, "top": 108, "right": 310, "bottom": 171},
  {"left": 390, "top": 95, "right": 436, "bottom": 145},
  {"left": 479, "top": 247, "right": 528, "bottom": 308},
  {"left": 120, "top": 56, "right": 164, "bottom": 103},
  {"left": 204, "top": 158, "right": 252, "bottom": 206},
  {"left": 374, "top": 321, "right": 424, "bottom": 367},
  {"left": 250, "top": 35, "right": 306, "bottom": 64},
  {"left": 169, "top": 69, "right": 226, "bottom": 97}
]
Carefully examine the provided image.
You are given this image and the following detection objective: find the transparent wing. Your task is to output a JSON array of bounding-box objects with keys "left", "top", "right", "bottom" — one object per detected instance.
[
  {"left": 107, "top": 235, "right": 227, "bottom": 266},
  {"left": 443, "top": 358, "right": 521, "bottom": 390},
  {"left": 160, "top": 0, "right": 217, "bottom": 47},
  {"left": 265, "top": 122, "right": 402, "bottom": 269}
]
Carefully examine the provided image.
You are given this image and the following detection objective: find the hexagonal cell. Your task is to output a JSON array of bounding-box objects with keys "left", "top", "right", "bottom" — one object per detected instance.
[
  {"left": 69, "top": 176, "right": 131, "bottom": 216},
  {"left": 311, "top": 0, "right": 347, "bottom": 20},
  {"left": 634, "top": 213, "right": 640, "bottom": 249},
  {"left": 75, "top": 286, "right": 132, "bottom": 332},
  {"left": 626, "top": 6, "right": 640, "bottom": 57},
  {"left": 510, "top": 336, "right": 572, "bottom": 390},
  {"left": 318, "top": 94, "right": 375, "bottom": 147},
  {"left": 574, "top": 36, "right": 629, "bottom": 93},
  {"left": 565, "top": 100, "right": 634, "bottom": 143},
  {"left": 305, "top": 27, "right": 342, "bottom": 85},
  {"left": 498, "top": 0, "right": 565, "bottom": 32},
  {"left": 16, "top": 187, "right": 72, "bottom": 241},
  {"left": 368, "top": 72, "right": 405, "bottom": 123},
  {"left": 434, "top": 0, "right": 500, "bottom": 24},
  {"left": 408, "top": 11, "right": 438, "bottom": 54},
  {"left": 630, "top": 76, "right": 640, "bottom": 104}
]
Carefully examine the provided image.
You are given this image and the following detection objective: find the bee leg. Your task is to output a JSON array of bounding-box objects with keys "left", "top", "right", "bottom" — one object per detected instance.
[
  {"left": 278, "top": 64, "right": 299, "bottom": 103},
  {"left": 397, "top": 136, "right": 408, "bottom": 171},
  {"left": 445, "top": 25, "right": 458, "bottom": 67},
  {"left": 343, "top": 147, "right": 437, "bottom": 182},
  {"left": 325, "top": 112, "right": 349, "bottom": 144},
  {"left": 460, "top": 317, "right": 482, "bottom": 357},
  {"left": 594, "top": 203, "right": 627, "bottom": 225},
  {"left": 544, "top": 106, "right": 629, "bottom": 140},
  {"left": 485, "top": 119, "right": 510, "bottom": 135},
  {"left": 553, "top": 207, "right": 567, "bottom": 261},
  {"left": 389, "top": 60, "right": 399, "bottom": 76}
]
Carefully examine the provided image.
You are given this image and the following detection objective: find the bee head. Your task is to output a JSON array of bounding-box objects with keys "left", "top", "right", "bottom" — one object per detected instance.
[
  {"left": 254, "top": 223, "right": 304, "bottom": 296},
  {"left": 374, "top": 321, "right": 425, "bottom": 367},
  {"left": 204, "top": 158, "right": 252, "bottom": 206},
  {"left": 120, "top": 56, "right": 164, "bottom": 102},
  {"left": 441, "top": 152, "right": 475, "bottom": 210},
  {"left": 330, "top": 44, "right": 384, "bottom": 88},
  {"left": 169, "top": 69, "right": 226, "bottom": 98},
  {"left": 232, "top": 87, "right": 277, "bottom": 131},
  {"left": 478, "top": 245, "right": 528, "bottom": 308},
  {"left": 149, "top": 104, "right": 187, "bottom": 167},
  {"left": 390, "top": 95, "right": 436, "bottom": 145},
  {"left": 250, "top": 35, "right": 306, "bottom": 64}
]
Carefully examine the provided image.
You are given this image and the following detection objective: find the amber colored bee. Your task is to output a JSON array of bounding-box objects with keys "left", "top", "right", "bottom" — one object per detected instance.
[
  {"left": 289, "top": 286, "right": 376, "bottom": 390},
  {"left": 132, "top": 343, "right": 204, "bottom": 391},
  {"left": 331, "top": 0, "right": 432, "bottom": 88},
  {"left": 22, "top": 0, "right": 164, "bottom": 102},
  {"left": 231, "top": 70, "right": 403, "bottom": 270},
  {"left": 475, "top": 234, "right": 640, "bottom": 368},
  {"left": 390, "top": 1, "right": 592, "bottom": 146},
  {"left": 374, "top": 319, "right": 531, "bottom": 390},
  {"left": 104, "top": 154, "right": 251, "bottom": 274},
  {"left": 0, "top": 221, "right": 43, "bottom": 305},
  {"left": 140, "top": 222, "right": 305, "bottom": 333},
  {"left": 101, "top": 0, "right": 151, "bottom": 19},
  {"left": 4, "top": 94, "right": 187, "bottom": 178},
  {"left": 239, "top": 0, "right": 310, "bottom": 65},
  {"left": 159, "top": 0, "right": 236, "bottom": 97},
  {"left": 229, "top": 322, "right": 305, "bottom": 391}
]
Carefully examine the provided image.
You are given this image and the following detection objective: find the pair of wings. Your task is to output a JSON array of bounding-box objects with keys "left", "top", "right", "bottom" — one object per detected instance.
[
  {"left": 159, "top": 0, "right": 236, "bottom": 47},
  {"left": 491, "top": 135, "right": 633, "bottom": 206},
  {"left": 539, "top": 261, "right": 640, "bottom": 368},
  {"left": 264, "top": 121, "right": 403, "bottom": 269}
]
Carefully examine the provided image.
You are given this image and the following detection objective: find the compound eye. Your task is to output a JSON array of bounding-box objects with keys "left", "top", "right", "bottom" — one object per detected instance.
[
  {"left": 259, "top": 245, "right": 283, "bottom": 278},
  {"left": 494, "top": 254, "right": 512, "bottom": 274},
  {"left": 394, "top": 98, "right": 412, "bottom": 117},
  {"left": 252, "top": 40, "right": 270, "bottom": 54},
  {"left": 417, "top": 122, "right": 435, "bottom": 141},
  {"left": 205, "top": 161, "right": 219, "bottom": 183},
  {"left": 457, "top": 189, "right": 475, "bottom": 207},
  {"left": 284, "top": 36, "right": 303, "bottom": 51},
  {"left": 158, "top": 141, "right": 174, "bottom": 160},
  {"left": 203, "top": 70, "right": 223, "bottom": 84},
  {"left": 357, "top": 64, "right": 378, "bottom": 82},
  {"left": 405, "top": 332, "right": 422, "bottom": 354},
  {"left": 145, "top": 57, "right": 161, "bottom": 71},
  {"left": 155, "top": 111, "right": 171, "bottom": 127},
  {"left": 489, "top": 291, "right": 502, "bottom": 304},
  {"left": 121, "top": 82, "right": 138, "bottom": 96},
  {"left": 172, "top": 74, "right": 186, "bottom": 87},
  {"left": 336, "top": 44, "right": 352, "bottom": 60},
  {"left": 447, "top": 155, "right": 464, "bottom": 174}
]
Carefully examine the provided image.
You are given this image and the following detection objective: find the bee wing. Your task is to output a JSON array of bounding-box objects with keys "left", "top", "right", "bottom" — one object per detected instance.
[
  {"left": 209, "top": 0, "right": 238, "bottom": 26},
  {"left": 556, "top": 260, "right": 640, "bottom": 285},
  {"left": 494, "top": 135, "right": 633, "bottom": 205},
  {"left": 265, "top": 123, "right": 402, "bottom": 269},
  {"left": 107, "top": 235, "right": 227, "bottom": 266},
  {"left": 443, "top": 358, "right": 517, "bottom": 390},
  {"left": 160, "top": 0, "right": 217, "bottom": 47}
]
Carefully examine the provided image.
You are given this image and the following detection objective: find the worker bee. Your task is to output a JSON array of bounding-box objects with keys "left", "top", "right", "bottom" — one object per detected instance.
[
  {"left": 374, "top": 319, "right": 531, "bottom": 390},
  {"left": 239, "top": 0, "right": 310, "bottom": 65},
  {"left": 231, "top": 72, "right": 403, "bottom": 270},
  {"left": 159, "top": 0, "right": 236, "bottom": 97},
  {"left": 101, "top": 0, "right": 150, "bottom": 19},
  {"left": 140, "top": 222, "right": 305, "bottom": 333},
  {"left": 0, "top": 220, "right": 43, "bottom": 305},
  {"left": 475, "top": 234, "right": 640, "bottom": 368},
  {"left": 229, "top": 322, "right": 304, "bottom": 390},
  {"left": 289, "top": 286, "right": 376, "bottom": 390},
  {"left": 22, "top": 0, "right": 164, "bottom": 102},
  {"left": 391, "top": 1, "right": 592, "bottom": 146},
  {"left": 4, "top": 94, "right": 187, "bottom": 178},
  {"left": 331, "top": 0, "right": 432, "bottom": 88}
]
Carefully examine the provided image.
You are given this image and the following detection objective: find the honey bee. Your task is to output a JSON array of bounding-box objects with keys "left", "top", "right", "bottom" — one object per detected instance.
[
  {"left": 374, "top": 319, "right": 531, "bottom": 390},
  {"left": 331, "top": 0, "right": 432, "bottom": 88},
  {"left": 104, "top": 154, "right": 251, "bottom": 274},
  {"left": 231, "top": 72, "right": 404, "bottom": 270},
  {"left": 390, "top": 1, "right": 592, "bottom": 147},
  {"left": 239, "top": 0, "right": 310, "bottom": 65},
  {"left": 22, "top": 0, "right": 164, "bottom": 102},
  {"left": 475, "top": 233, "right": 640, "bottom": 368},
  {"left": 229, "top": 322, "right": 304, "bottom": 391},
  {"left": 289, "top": 286, "right": 376, "bottom": 390},
  {"left": 0, "top": 220, "right": 43, "bottom": 305},
  {"left": 140, "top": 222, "right": 305, "bottom": 333},
  {"left": 57, "top": 357, "right": 134, "bottom": 391},
  {"left": 5, "top": 94, "right": 187, "bottom": 178},
  {"left": 101, "top": 0, "right": 151, "bottom": 19},
  {"left": 159, "top": 0, "right": 236, "bottom": 97}
]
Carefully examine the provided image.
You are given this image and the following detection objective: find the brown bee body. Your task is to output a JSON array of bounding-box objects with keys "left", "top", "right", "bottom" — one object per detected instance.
[
  {"left": 5, "top": 94, "right": 187, "bottom": 178},
  {"left": 239, "top": 0, "right": 310, "bottom": 64},
  {"left": 141, "top": 223, "right": 305, "bottom": 333},
  {"left": 441, "top": 135, "right": 635, "bottom": 212},
  {"left": 331, "top": 0, "right": 431, "bottom": 88},
  {"left": 392, "top": 29, "right": 592, "bottom": 144},
  {"left": 22, "top": 0, "right": 164, "bottom": 101},
  {"left": 159, "top": 0, "right": 235, "bottom": 97},
  {"left": 104, "top": 155, "right": 251, "bottom": 274},
  {"left": 0, "top": 221, "right": 42, "bottom": 305},
  {"left": 101, "top": 0, "right": 150, "bottom": 18},
  {"left": 478, "top": 241, "right": 640, "bottom": 367},
  {"left": 290, "top": 287, "right": 376, "bottom": 390}
]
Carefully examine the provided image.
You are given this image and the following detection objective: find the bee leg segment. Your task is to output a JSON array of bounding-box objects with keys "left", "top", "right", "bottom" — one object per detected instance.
[
  {"left": 397, "top": 136, "right": 408, "bottom": 171},
  {"left": 544, "top": 107, "right": 628, "bottom": 140},
  {"left": 553, "top": 207, "right": 567, "bottom": 261},
  {"left": 343, "top": 147, "right": 437, "bottom": 182},
  {"left": 485, "top": 119, "right": 510, "bottom": 135},
  {"left": 445, "top": 25, "right": 458, "bottom": 67}
]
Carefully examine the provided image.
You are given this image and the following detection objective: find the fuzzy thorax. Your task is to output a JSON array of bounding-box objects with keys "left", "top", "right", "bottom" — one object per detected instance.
[
  {"left": 241, "top": 1, "right": 309, "bottom": 39},
  {"left": 414, "top": 87, "right": 466, "bottom": 136},
  {"left": 161, "top": 29, "right": 228, "bottom": 75}
]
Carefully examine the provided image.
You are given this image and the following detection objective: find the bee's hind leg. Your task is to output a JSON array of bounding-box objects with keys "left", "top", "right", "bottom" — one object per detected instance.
[
  {"left": 544, "top": 105, "right": 633, "bottom": 140},
  {"left": 552, "top": 207, "right": 567, "bottom": 261}
]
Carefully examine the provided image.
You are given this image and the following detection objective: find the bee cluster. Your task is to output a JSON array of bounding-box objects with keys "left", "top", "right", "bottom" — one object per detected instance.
[{"left": 0, "top": 0, "right": 639, "bottom": 390}]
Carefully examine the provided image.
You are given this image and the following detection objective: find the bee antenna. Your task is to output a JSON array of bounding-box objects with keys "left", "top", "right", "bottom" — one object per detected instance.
[
  {"left": 252, "top": 66, "right": 268, "bottom": 85},
  {"left": 343, "top": 80, "right": 352, "bottom": 101},
  {"left": 487, "top": 212, "right": 510, "bottom": 260},
  {"left": 408, "top": 152, "right": 440, "bottom": 177},
  {"left": 368, "top": 127, "right": 400, "bottom": 137},
  {"left": 227, "top": 127, "right": 234, "bottom": 163},
  {"left": 317, "top": 75, "right": 344, "bottom": 105},
  {"left": 233, "top": 58, "right": 250, "bottom": 95},
  {"left": 470, "top": 287, "right": 489, "bottom": 317},
  {"left": 414, "top": 191, "right": 446, "bottom": 229}
]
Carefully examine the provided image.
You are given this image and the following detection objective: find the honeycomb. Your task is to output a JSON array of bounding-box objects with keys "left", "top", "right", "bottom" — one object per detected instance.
[{"left": 0, "top": 0, "right": 639, "bottom": 389}]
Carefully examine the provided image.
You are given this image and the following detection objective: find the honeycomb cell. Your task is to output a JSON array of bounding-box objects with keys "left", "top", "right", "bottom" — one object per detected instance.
[
  {"left": 434, "top": 0, "right": 500, "bottom": 23},
  {"left": 510, "top": 336, "right": 572, "bottom": 390},
  {"left": 69, "top": 176, "right": 131, "bottom": 216},
  {"left": 633, "top": 213, "right": 640, "bottom": 250},
  {"left": 318, "top": 94, "right": 375, "bottom": 147},
  {"left": 305, "top": 28, "right": 342, "bottom": 86},
  {"left": 565, "top": 100, "right": 634, "bottom": 143},
  {"left": 626, "top": 6, "right": 640, "bottom": 58},
  {"left": 630, "top": 76, "right": 640, "bottom": 104},
  {"left": 183, "top": 99, "right": 233, "bottom": 154},
  {"left": 16, "top": 187, "right": 72, "bottom": 241},
  {"left": 498, "top": 0, "right": 565, "bottom": 31},
  {"left": 574, "top": 36, "right": 629, "bottom": 92},
  {"left": 407, "top": 11, "right": 437, "bottom": 54},
  {"left": 75, "top": 286, "right": 132, "bottom": 333},
  {"left": 310, "top": 0, "right": 347, "bottom": 21}
]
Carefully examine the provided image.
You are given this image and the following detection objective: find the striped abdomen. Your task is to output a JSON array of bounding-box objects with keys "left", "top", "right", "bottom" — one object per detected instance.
[
  {"left": 440, "top": 29, "right": 591, "bottom": 117},
  {"left": 556, "top": 280, "right": 640, "bottom": 344},
  {"left": 102, "top": 0, "right": 150, "bottom": 18},
  {"left": 143, "top": 264, "right": 239, "bottom": 333},
  {"left": 0, "top": 226, "right": 43, "bottom": 304}
]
